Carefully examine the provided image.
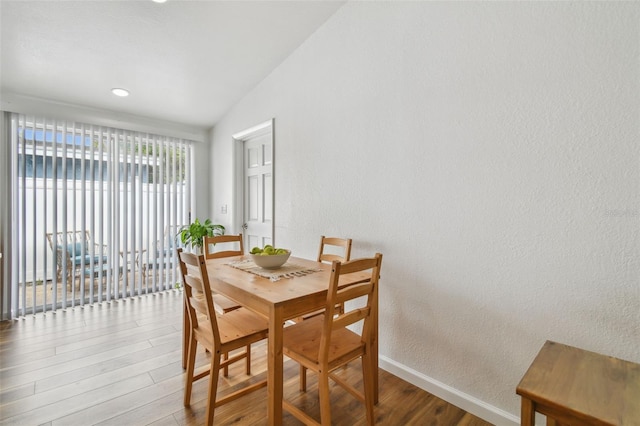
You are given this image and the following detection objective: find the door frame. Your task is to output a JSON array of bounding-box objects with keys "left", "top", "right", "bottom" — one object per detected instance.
[{"left": 232, "top": 118, "right": 275, "bottom": 246}]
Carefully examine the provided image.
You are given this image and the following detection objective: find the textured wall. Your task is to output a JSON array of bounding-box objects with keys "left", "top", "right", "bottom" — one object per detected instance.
[{"left": 210, "top": 2, "right": 640, "bottom": 419}]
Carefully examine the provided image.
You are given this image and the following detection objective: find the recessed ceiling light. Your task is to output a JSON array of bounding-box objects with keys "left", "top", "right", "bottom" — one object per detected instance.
[
  {"left": 111, "top": 88, "right": 130, "bottom": 97},
  {"left": 152, "top": 0, "right": 167, "bottom": 3}
]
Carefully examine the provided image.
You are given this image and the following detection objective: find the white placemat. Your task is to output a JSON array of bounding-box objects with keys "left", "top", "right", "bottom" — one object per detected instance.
[{"left": 226, "top": 259, "right": 320, "bottom": 282}]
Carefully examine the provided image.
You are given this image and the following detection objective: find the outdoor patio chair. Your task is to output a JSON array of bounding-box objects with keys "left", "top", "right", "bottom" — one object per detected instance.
[
  {"left": 46, "top": 231, "right": 112, "bottom": 288},
  {"left": 143, "top": 225, "right": 185, "bottom": 285}
]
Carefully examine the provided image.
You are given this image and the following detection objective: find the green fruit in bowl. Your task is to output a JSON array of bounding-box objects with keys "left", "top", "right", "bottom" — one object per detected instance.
[
  {"left": 250, "top": 246, "right": 291, "bottom": 269},
  {"left": 251, "top": 244, "right": 290, "bottom": 257}
]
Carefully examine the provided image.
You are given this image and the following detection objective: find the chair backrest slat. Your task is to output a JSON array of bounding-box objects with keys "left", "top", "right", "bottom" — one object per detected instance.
[
  {"left": 333, "top": 307, "right": 370, "bottom": 330},
  {"left": 335, "top": 257, "right": 376, "bottom": 274},
  {"left": 334, "top": 282, "right": 371, "bottom": 305},
  {"left": 184, "top": 274, "right": 205, "bottom": 296}
]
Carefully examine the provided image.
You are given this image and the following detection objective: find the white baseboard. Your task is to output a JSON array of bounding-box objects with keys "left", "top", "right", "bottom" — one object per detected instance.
[{"left": 379, "top": 355, "right": 520, "bottom": 426}]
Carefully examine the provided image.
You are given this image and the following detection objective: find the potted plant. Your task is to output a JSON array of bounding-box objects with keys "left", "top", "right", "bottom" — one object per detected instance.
[{"left": 178, "top": 218, "right": 225, "bottom": 254}]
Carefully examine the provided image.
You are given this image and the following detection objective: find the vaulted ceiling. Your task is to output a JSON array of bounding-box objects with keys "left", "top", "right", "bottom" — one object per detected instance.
[{"left": 0, "top": 1, "right": 345, "bottom": 130}]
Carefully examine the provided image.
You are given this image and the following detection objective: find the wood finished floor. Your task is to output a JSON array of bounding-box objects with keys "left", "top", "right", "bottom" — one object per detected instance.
[{"left": 0, "top": 290, "right": 493, "bottom": 425}]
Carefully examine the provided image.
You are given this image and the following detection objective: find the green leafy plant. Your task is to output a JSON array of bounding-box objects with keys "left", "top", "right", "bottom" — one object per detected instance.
[{"left": 178, "top": 218, "right": 225, "bottom": 252}]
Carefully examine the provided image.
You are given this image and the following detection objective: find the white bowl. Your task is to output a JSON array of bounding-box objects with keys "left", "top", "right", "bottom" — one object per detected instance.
[{"left": 250, "top": 251, "right": 291, "bottom": 269}]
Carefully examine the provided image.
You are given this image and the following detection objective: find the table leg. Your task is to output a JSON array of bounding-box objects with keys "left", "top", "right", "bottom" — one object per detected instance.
[
  {"left": 521, "top": 398, "right": 535, "bottom": 426},
  {"left": 268, "top": 305, "right": 284, "bottom": 425}
]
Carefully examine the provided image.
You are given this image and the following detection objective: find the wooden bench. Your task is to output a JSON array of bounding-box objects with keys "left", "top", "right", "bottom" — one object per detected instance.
[{"left": 516, "top": 340, "right": 640, "bottom": 425}]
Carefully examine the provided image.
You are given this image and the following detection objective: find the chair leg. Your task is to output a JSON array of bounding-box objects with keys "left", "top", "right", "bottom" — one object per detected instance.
[
  {"left": 183, "top": 338, "right": 198, "bottom": 406},
  {"left": 223, "top": 352, "right": 229, "bottom": 377},
  {"left": 362, "top": 353, "right": 375, "bottom": 425},
  {"left": 299, "top": 365, "right": 307, "bottom": 392},
  {"left": 142, "top": 265, "right": 148, "bottom": 287},
  {"left": 318, "top": 370, "right": 332, "bottom": 426},
  {"left": 182, "top": 300, "right": 189, "bottom": 370},
  {"left": 205, "top": 350, "right": 222, "bottom": 426},
  {"left": 245, "top": 345, "right": 251, "bottom": 375}
]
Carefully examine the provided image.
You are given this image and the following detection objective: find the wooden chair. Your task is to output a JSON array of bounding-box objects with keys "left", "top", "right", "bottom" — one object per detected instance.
[
  {"left": 295, "top": 236, "right": 352, "bottom": 324},
  {"left": 202, "top": 234, "right": 246, "bottom": 374},
  {"left": 282, "top": 254, "right": 383, "bottom": 426},
  {"left": 178, "top": 234, "right": 251, "bottom": 377},
  {"left": 202, "top": 234, "right": 244, "bottom": 315},
  {"left": 317, "top": 236, "right": 352, "bottom": 316},
  {"left": 317, "top": 235, "right": 352, "bottom": 264},
  {"left": 204, "top": 234, "right": 244, "bottom": 259},
  {"left": 294, "top": 236, "right": 353, "bottom": 386},
  {"left": 178, "top": 250, "right": 269, "bottom": 425}
]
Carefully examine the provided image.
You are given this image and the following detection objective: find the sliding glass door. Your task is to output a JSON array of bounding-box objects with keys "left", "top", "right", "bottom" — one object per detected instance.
[{"left": 8, "top": 113, "right": 192, "bottom": 318}]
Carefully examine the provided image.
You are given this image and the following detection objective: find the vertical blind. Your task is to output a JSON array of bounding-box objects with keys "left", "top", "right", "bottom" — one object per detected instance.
[{"left": 9, "top": 113, "right": 192, "bottom": 318}]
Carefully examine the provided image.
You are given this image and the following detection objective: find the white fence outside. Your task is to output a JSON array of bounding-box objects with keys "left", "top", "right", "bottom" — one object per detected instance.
[{"left": 17, "top": 177, "right": 186, "bottom": 285}]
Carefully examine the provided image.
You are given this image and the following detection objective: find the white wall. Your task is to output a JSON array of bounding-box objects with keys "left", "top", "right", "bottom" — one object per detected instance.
[{"left": 210, "top": 2, "right": 639, "bottom": 422}]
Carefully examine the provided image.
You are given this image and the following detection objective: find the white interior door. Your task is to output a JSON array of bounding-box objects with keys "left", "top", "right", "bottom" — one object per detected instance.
[{"left": 233, "top": 120, "right": 274, "bottom": 250}]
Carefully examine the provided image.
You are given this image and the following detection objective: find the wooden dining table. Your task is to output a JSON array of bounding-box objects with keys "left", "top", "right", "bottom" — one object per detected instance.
[{"left": 204, "top": 254, "right": 379, "bottom": 425}]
